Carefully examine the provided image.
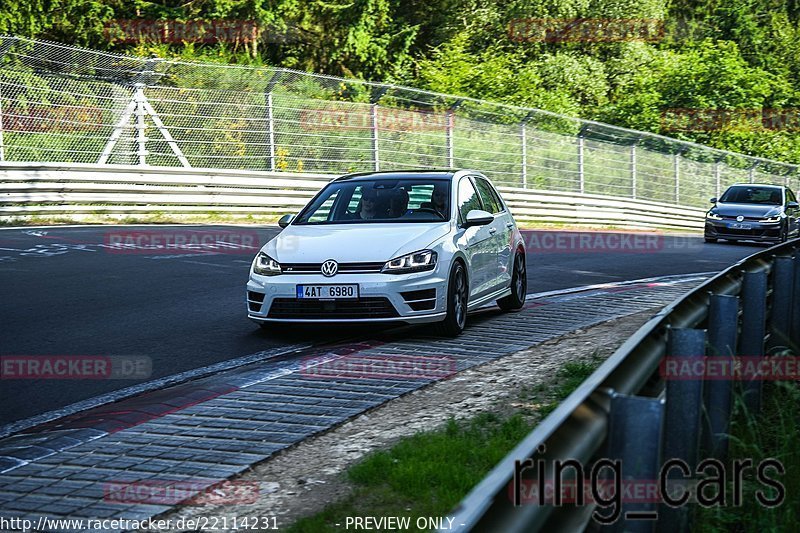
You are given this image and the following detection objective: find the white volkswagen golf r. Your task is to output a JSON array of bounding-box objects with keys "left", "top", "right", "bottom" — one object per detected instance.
[{"left": 246, "top": 169, "right": 527, "bottom": 336}]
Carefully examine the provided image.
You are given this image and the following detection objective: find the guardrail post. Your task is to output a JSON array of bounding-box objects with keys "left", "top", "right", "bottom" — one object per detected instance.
[
  {"left": 704, "top": 294, "right": 738, "bottom": 461},
  {"left": 769, "top": 256, "right": 794, "bottom": 350},
  {"left": 602, "top": 393, "right": 664, "bottom": 532},
  {"left": 740, "top": 270, "right": 767, "bottom": 413},
  {"left": 577, "top": 135, "right": 585, "bottom": 194},
  {"left": 791, "top": 253, "right": 800, "bottom": 347},
  {"left": 660, "top": 328, "right": 706, "bottom": 533}
]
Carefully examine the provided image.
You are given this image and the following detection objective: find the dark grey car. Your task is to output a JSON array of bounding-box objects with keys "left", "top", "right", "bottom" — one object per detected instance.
[{"left": 704, "top": 184, "right": 800, "bottom": 243}]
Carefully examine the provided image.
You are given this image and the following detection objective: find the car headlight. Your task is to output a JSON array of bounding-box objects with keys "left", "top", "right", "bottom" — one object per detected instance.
[
  {"left": 382, "top": 250, "right": 438, "bottom": 274},
  {"left": 253, "top": 252, "right": 281, "bottom": 276},
  {"left": 706, "top": 212, "right": 723, "bottom": 220},
  {"left": 760, "top": 215, "right": 781, "bottom": 223}
]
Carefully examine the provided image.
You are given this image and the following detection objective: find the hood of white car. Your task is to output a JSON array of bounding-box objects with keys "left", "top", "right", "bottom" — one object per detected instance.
[{"left": 262, "top": 223, "right": 451, "bottom": 263}]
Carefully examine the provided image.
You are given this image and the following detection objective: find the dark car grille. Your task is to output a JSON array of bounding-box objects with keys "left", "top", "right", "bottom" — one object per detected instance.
[
  {"left": 267, "top": 297, "right": 399, "bottom": 319},
  {"left": 281, "top": 262, "right": 385, "bottom": 274},
  {"left": 715, "top": 227, "right": 780, "bottom": 237},
  {"left": 720, "top": 215, "right": 765, "bottom": 221}
]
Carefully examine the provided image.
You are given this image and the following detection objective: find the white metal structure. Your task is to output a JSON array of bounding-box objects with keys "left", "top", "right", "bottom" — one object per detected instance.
[{"left": 246, "top": 170, "right": 527, "bottom": 336}]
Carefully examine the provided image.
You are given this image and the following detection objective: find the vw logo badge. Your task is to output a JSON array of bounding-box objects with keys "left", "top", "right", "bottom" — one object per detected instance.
[
  {"left": 321, "top": 260, "right": 338, "bottom": 277},
  {"left": 736, "top": 215, "right": 744, "bottom": 222}
]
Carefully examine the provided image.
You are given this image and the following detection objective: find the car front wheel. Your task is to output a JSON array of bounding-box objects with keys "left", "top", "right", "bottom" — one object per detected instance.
[
  {"left": 436, "top": 261, "right": 468, "bottom": 337},
  {"left": 498, "top": 251, "right": 527, "bottom": 311}
]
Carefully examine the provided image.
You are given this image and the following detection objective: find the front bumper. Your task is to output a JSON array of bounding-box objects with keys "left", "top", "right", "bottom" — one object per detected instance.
[
  {"left": 246, "top": 270, "right": 448, "bottom": 323},
  {"left": 704, "top": 219, "right": 782, "bottom": 242}
]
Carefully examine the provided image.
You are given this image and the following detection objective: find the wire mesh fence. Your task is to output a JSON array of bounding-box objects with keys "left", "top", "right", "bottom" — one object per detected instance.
[{"left": 1, "top": 34, "right": 798, "bottom": 209}]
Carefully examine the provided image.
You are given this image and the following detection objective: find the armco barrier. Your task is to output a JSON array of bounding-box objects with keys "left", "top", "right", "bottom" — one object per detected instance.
[
  {"left": 445, "top": 239, "right": 796, "bottom": 531},
  {"left": 0, "top": 162, "right": 704, "bottom": 230}
]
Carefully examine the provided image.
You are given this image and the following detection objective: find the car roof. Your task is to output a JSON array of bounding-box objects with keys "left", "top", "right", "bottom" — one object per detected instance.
[
  {"left": 727, "top": 183, "right": 784, "bottom": 189},
  {"left": 333, "top": 170, "right": 457, "bottom": 182}
]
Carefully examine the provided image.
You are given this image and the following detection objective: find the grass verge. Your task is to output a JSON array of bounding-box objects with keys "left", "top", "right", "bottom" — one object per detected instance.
[
  {"left": 285, "top": 352, "right": 604, "bottom": 532},
  {"left": 695, "top": 381, "right": 799, "bottom": 530}
]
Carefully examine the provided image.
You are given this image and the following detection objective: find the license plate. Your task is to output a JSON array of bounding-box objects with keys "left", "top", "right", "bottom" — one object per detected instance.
[
  {"left": 728, "top": 222, "right": 752, "bottom": 229},
  {"left": 297, "top": 284, "right": 359, "bottom": 300}
]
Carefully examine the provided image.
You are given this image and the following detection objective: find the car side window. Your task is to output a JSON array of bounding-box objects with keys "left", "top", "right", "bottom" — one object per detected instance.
[
  {"left": 473, "top": 177, "right": 502, "bottom": 214},
  {"left": 457, "top": 177, "right": 482, "bottom": 223},
  {"left": 788, "top": 189, "right": 797, "bottom": 204}
]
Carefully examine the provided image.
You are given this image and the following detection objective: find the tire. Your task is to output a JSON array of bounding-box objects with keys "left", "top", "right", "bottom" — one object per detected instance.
[
  {"left": 780, "top": 224, "right": 788, "bottom": 243},
  {"left": 704, "top": 237, "right": 718, "bottom": 243},
  {"left": 435, "top": 261, "right": 468, "bottom": 337},
  {"left": 498, "top": 251, "right": 527, "bottom": 311}
]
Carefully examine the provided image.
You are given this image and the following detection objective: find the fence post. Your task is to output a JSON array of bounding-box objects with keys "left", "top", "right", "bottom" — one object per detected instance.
[
  {"left": 714, "top": 160, "right": 721, "bottom": 198},
  {"left": 577, "top": 135, "right": 585, "bottom": 194},
  {"left": 265, "top": 69, "right": 283, "bottom": 172},
  {"left": 371, "top": 103, "right": 380, "bottom": 171},
  {"left": 134, "top": 84, "right": 147, "bottom": 166},
  {"left": 445, "top": 99, "right": 463, "bottom": 169},
  {"left": 748, "top": 163, "right": 757, "bottom": 183},
  {"left": 740, "top": 270, "right": 767, "bottom": 413},
  {"left": 660, "top": 327, "right": 706, "bottom": 533},
  {"left": 0, "top": 82, "right": 4, "bottom": 162},
  {"left": 704, "top": 294, "right": 738, "bottom": 461},
  {"left": 630, "top": 144, "right": 637, "bottom": 199},
  {"left": 521, "top": 122, "right": 527, "bottom": 189},
  {"left": 673, "top": 152, "right": 681, "bottom": 204}
]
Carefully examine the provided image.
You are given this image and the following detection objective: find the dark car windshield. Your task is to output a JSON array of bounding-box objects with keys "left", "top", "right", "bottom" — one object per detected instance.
[
  {"left": 719, "top": 186, "right": 783, "bottom": 205},
  {"left": 294, "top": 178, "right": 451, "bottom": 224}
]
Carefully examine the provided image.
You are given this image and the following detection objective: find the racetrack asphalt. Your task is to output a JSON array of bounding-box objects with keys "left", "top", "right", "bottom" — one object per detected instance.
[{"left": 0, "top": 224, "right": 763, "bottom": 427}]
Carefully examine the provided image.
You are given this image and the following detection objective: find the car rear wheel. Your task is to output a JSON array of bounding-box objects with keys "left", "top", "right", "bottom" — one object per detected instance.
[
  {"left": 435, "top": 261, "right": 467, "bottom": 337},
  {"left": 498, "top": 251, "right": 526, "bottom": 311}
]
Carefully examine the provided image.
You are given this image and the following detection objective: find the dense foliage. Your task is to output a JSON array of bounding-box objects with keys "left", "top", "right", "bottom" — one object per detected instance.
[{"left": 1, "top": 0, "right": 799, "bottom": 162}]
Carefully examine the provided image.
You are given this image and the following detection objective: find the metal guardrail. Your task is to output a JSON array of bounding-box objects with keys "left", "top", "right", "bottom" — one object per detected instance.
[
  {"left": 0, "top": 35, "right": 798, "bottom": 212},
  {"left": 0, "top": 162, "right": 705, "bottom": 229},
  {"left": 446, "top": 240, "right": 797, "bottom": 532}
]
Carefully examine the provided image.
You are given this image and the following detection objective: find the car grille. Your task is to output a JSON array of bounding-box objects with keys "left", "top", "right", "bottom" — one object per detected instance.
[
  {"left": 720, "top": 215, "right": 764, "bottom": 221},
  {"left": 267, "top": 297, "right": 400, "bottom": 319},
  {"left": 716, "top": 227, "right": 780, "bottom": 237},
  {"left": 281, "top": 262, "right": 385, "bottom": 274}
]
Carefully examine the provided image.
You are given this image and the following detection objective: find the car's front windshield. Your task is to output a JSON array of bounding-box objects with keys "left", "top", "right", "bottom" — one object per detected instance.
[
  {"left": 294, "top": 178, "right": 451, "bottom": 224},
  {"left": 719, "top": 186, "right": 783, "bottom": 205}
]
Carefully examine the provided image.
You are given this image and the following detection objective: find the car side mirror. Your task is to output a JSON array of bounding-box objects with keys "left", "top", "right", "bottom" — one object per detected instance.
[
  {"left": 463, "top": 209, "right": 494, "bottom": 228},
  {"left": 710, "top": 197, "right": 717, "bottom": 204},
  {"left": 788, "top": 202, "right": 799, "bottom": 209},
  {"left": 278, "top": 214, "right": 295, "bottom": 228}
]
